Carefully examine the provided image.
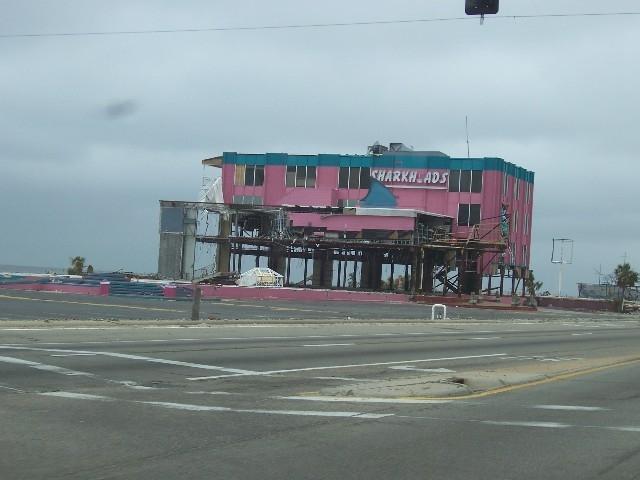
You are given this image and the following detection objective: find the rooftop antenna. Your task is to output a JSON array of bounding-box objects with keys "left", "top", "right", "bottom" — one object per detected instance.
[
  {"left": 465, "top": 115, "right": 470, "bottom": 158},
  {"left": 593, "top": 264, "right": 605, "bottom": 285}
]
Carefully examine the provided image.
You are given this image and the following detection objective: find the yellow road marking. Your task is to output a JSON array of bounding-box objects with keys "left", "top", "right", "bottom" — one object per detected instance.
[
  {"left": 0, "top": 294, "right": 184, "bottom": 313},
  {"left": 293, "top": 357, "right": 640, "bottom": 403},
  {"left": 399, "top": 357, "right": 640, "bottom": 401}
]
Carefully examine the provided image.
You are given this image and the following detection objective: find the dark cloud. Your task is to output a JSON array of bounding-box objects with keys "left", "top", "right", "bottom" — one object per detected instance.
[
  {"left": 0, "top": 0, "right": 639, "bottom": 289},
  {"left": 104, "top": 100, "right": 138, "bottom": 119}
]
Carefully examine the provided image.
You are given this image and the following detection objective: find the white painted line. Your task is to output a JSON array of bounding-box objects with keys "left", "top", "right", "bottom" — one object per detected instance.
[
  {"left": 278, "top": 396, "right": 452, "bottom": 404},
  {"left": 302, "top": 343, "right": 354, "bottom": 347},
  {"left": 187, "top": 353, "right": 507, "bottom": 381},
  {"left": 0, "top": 345, "right": 258, "bottom": 375},
  {"left": 0, "top": 384, "right": 24, "bottom": 393},
  {"left": 138, "top": 401, "right": 392, "bottom": 419},
  {"left": 482, "top": 421, "right": 571, "bottom": 429},
  {"left": 40, "top": 392, "right": 113, "bottom": 401},
  {"left": 51, "top": 353, "right": 97, "bottom": 357},
  {"left": 571, "top": 333, "right": 593, "bottom": 336},
  {"left": 469, "top": 337, "right": 501, "bottom": 340},
  {"left": 0, "top": 355, "right": 94, "bottom": 377},
  {"left": 112, "top": 381, "right": 160, "bottom": 390},
  {"left": 186, "top": 391, "right": 234, "bottom": 395},
  {"left": 606, "top": 426, "right": 640, "bottom": 432},
  {"left": 312, "top": 376, "right": 377, "bottom": 382},
  {"left": 531, "top": 405, "right": 609, "bottom": 412},
  {"left": 35, "top": 390, "right": 392, "bottom": 419},
  {"left": 389, "top": 366, "right": 455, "bottom": 373}
]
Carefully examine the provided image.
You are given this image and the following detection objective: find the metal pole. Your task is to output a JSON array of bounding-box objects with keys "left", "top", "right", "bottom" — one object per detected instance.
[
  {"left": 558, "top": 263, "right": 563, "bottom": 297},
  {"left": 191, "top": 284, "right": 201, "bottom": 321}
]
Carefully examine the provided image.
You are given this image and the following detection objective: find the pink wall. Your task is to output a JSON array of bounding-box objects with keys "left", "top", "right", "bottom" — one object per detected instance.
[
  {"left": 289, "top": 213, "right": 415, "bottom": 232},
  {"left": 222, "top": 163, "right": 533, "bottom": 267},
  {"left": 0, "top": 283, "right": 101, "bottom": 295},
  {"left": 198, "top": 284, "right": 412, "bottom": 303}
]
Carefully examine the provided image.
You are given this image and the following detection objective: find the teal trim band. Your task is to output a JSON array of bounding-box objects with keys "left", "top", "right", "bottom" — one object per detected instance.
[{"left": 221, "top": 152, "right": 534, "bottom": 183}]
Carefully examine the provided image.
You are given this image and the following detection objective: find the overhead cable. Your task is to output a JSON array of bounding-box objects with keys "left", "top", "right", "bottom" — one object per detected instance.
[{"left": 1, "top": 11, "right": 640, "bottom": 39}]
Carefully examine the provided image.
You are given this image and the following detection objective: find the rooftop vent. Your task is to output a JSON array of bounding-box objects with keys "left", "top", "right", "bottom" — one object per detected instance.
[{"left": 389, "top": 142, "right": 414, "bottom": 152}]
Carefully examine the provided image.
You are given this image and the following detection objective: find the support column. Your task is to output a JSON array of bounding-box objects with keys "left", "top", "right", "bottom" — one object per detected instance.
[
  {"left": 422, "top": 253, "right": 434, "bottom": 293},
  {"left": 312, "top": 250, "right": 333, "bottom": 288},
  {"left": 389, "top": 251, "right": 395, "bottom": 291},
  {"left": 268, "top": 245, "right": 286, "bottom": 276},
  {"left": 216, "top": 214, "right": 231, "bottom": 274},
  {"left": 410, "top": 248, "right": 419, "bottom": 295}
]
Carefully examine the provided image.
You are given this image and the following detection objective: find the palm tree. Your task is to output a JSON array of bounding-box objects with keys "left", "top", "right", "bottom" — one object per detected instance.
[
  {"left": 526, "top": 271, "right": 543, "bottom": 306},
  {"left": 613, "top": 262, "right": 638, "bottom": 312},
  {"left": 67, "top": 256, "right": 85, "bottom": 275}
]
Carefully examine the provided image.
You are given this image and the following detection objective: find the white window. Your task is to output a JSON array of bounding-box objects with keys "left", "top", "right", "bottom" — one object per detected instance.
[
  {"left": 286, "top": 166, "right": 316, "bottom": 188},
  {"left": 514, "top": 180, "right": 519, "bottom": 200},
  {"left": 234, "top": 164, "right": 264, "bottom": 186},
  {"left": 513, "top": 210, "right": 518, "bottom": 233},
  {"left": 502, "top": 173, "right": 508, "bottom": 196}
]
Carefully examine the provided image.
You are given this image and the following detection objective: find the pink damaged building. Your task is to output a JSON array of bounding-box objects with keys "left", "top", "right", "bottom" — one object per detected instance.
[{"left": 161, "top": 143, "right": 534, "bottom": 295}]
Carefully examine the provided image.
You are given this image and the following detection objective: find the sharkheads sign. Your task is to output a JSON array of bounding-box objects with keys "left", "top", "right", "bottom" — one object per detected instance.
[{"left": 370, "top": 169, "right": 449, "bottom": 188}]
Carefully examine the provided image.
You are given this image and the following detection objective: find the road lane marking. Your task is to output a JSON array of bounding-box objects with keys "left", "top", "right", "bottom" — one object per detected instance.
[
  {"left": 0, "top": 384, "right": 24, "bottom": 393},
  {"left": 0, "top": 355, "right": 94, "bottom": 376},
  {"left": 302, "top": 343, "right": 354, "bottom": 347},
  {"left": 278, "top": 396, "right": 451, "bottom": 404},
  {"left": 469, "top": 337, "right": 501, "bottom": 340},
  {"left": 139, "top": 401, "right": 392, "bottom": 418},
  {"left": 531, "top": 405, "right": 609, "bottom": 411},
  {"left": 396, "top": 356, "right": 640, "bottom": 401},
  {"left": 51, "top": 353, "right": 97, "bottom": 357},
  {"left": 571, "top": 333, "right": 593, "bottom": 336},
  {"left": 0, "top": 345, "right": 259, "bottom": 375},
  {"left": 36, "top": 391, "right": 391, "bottom": 419},
  {"left": 40, "top": 392, "right": 113, "bottom": 401},
  {"left": 186, "top": 391, "right": 234, "bottom": 395},
  {"left": 0, "top": 293, "right": 184, "bottom": 312},
  {"left": 187, "top": 353, "right": 507, "bottom": 381},
  {"left": 312, "top": 376, "right": 377, "bottom": 382},
  {"left": 481, "top": 421, "right": 571, "bottom": 428},
  {"left": 389, "top": 366, "right": 455, "bottom": 373}
]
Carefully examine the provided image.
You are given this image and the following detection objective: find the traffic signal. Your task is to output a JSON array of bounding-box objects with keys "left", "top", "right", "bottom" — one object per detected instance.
[{"left": 465, "top": 0, "right": 499, "bottom": 15}]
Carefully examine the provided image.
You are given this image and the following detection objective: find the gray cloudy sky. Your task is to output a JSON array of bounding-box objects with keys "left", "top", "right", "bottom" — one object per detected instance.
[{"left": 1, "top": 0, "right": 639, "bottom": 293}]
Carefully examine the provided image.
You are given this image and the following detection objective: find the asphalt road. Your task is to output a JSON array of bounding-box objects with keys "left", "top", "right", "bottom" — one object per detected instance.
[
  {"left": 2, "top": 316, "right": 640, "bottom": 479},
  {"left": 0, "top": 290, "right": 619, "bottom": 322}
]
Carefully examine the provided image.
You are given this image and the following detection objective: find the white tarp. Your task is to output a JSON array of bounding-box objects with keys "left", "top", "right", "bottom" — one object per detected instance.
[
  {"left": 200, "top": 177, "right": 223, "bottom": 203},
  {"left": 237, "top": 267, "right": 284, "bottom": 287}
]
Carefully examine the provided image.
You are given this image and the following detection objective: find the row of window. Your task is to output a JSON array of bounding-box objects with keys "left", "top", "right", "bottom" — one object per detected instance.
[
  {"left": 457, "top": 203, "right": 481, "bottom": 226},
  {"left": 338, "top": 167, "right": 371, "bottom": 190},
  {"left": 232, "top": 195, "right": 263, "bottom": 205},
  {"left": 511, "top": 210, "right": 531, "bottom": 235},
  {"left": 449, "top": 170, "right": 482, "bottom": 193},
  {"left": 503, "top": 174, "right": 532, "bottom": 204},
  {"left": 508, "top": 243, "right": 529, "bottom": 267},
  {"left": 233, "top": 165, "right": 532, "bottom": 208},
  {"left": 286, "top": 165, "right": 316, "bottom": 188},
  {"left": 234, "top": 164, "right": 265, "bottom": 187}
]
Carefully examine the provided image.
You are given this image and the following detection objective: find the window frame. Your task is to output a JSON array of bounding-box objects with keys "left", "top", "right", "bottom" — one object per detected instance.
[
  {"left": 457, "top": 203, "right": 481, "bottom": 227},
  {"left": 286, "top": 165, "right": 316, "bottom": 188}
]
